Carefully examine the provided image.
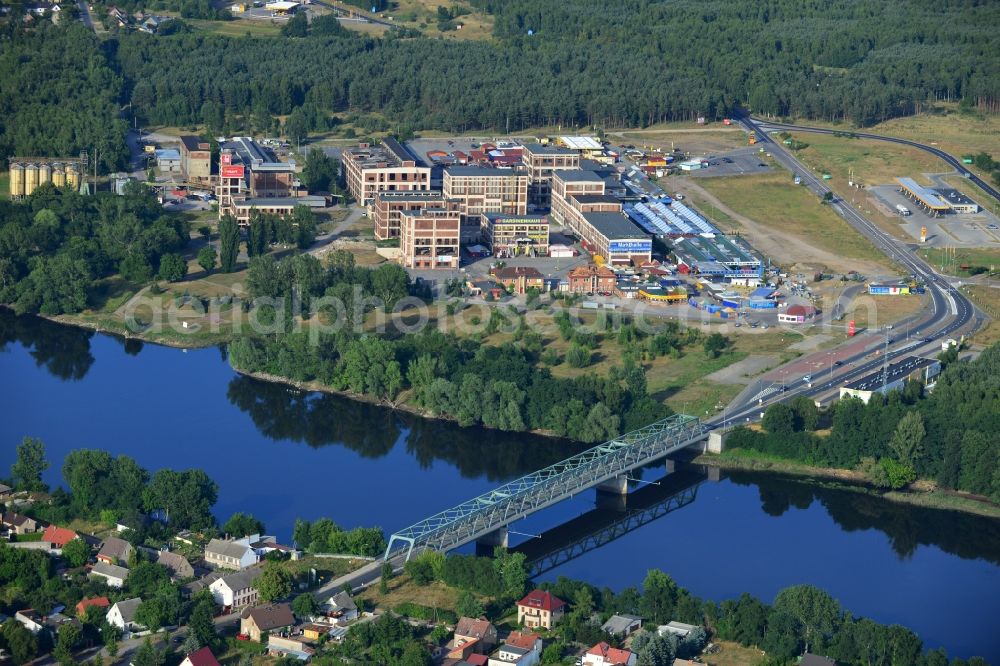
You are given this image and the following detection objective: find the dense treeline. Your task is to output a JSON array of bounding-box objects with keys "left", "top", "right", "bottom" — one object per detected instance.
[
  {"left": 108, "top": 0, "right": 1000, "bottom": 134},
  {"left": 291, "top": 517, "right": 386, "bottom": 557},
  {"left": 0, "top": 185, "right": 189, "bottom": 315},
  {"left": 0, "top": 22, "right": 128, "bottom": 169},
  {"left": 728, "top": 343, "right": 1000, "bottom": 500}
]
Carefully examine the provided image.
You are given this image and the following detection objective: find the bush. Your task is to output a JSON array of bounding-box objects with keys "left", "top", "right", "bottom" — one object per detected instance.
[{"left": 394, "top": 602, "right": 457, "bottom": 624}]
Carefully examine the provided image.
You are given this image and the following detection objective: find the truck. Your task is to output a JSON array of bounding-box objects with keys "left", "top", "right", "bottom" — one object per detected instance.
[{"left": 895, "top": 204, "right": 911, "bottom": 216}]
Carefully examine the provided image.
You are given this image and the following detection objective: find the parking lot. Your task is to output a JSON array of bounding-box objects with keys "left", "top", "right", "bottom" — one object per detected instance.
[
  {"left": 683, "top": 147, "right": 773, "bottom": 178},
  {"left": 869, "top": 184, "right": 1000, "bottom": 247}
]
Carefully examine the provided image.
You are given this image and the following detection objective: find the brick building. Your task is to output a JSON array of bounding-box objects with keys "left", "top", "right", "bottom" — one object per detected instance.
[
  {"left": 399, "top": 208, "right": 461, "bottom": 269},
  {"left": 179, "top": 136, "right": 212, "bottom": 183},
  {"left": 481, "top": 213, "right": 549, "bottom": 258},
  {"left": 341, "top": 138, "right": 431, "bottom": 207}
]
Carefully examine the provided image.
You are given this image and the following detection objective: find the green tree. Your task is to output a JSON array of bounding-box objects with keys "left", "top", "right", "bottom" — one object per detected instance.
[
  {"left": 294, "top": 205, "right": 317, "bottom": 249},
  {"left": 188, "top": 595, "right": 218, "bottom": 648},
  {"left": 889, "top": 411, "right": 925, "bottom": 469},
  {"left": 762, "top": 403, "right": 796, "bottom": 436},
  {"left": 565, "top": 343, "right": 592, "bottom": 368},
  {"left": 197, "top": 245, "right": 217, "bottom": 274},
  {"left": 380, "top": 561, "right": 394, "bottom": 594},
  {"left": 2, "top": 619, "right": 39, "bottom": 664},
  {"left": 254, "top": 563, "right": 293, "bottom": 602},
  {"left": 292, "top": 593, "right": 318, "bottom": 618},
  {"left": 772, "top": 584, "right": 841, "bottom": 653},
  {"left": 131, "top": 637, "right": 165, "bottom": 666},
  {"left": 218, "top": 214, "right": 240, "bottom": 273},
  {"left": 180, "top": 632, "right": 201, "bottom": 657},
  {"left": 281, "top": 11, "right": 309, "bottom": 37},
  {"left": 399, "top": 643, "right": 433, "bottom": 666},
  {"left": 222, "top": 512, "right": 265, "bottom": 538},
  {"left": 301, "top": 149, "right": 340, "bottom": 192},
  {"left": 143, "top": 468, "right": 218, "bottom": 530},
  {"left": 53, "top": 622, "right": 81, "bottom": 666},
  {"left": 10, "top": 436, "right": 49, "bottom": 491},
  {"left": 632, "top": 631, "right": 676, "bottom": 666},
  {"left": 703, "top": 332, "right": 729, "bottom": 358},
  {"left": 640, "top": 570, "right": 680, "bottom": 625},
  {"left": 61, "top": 537, "right": 90, "bottom": 568},
  {"left": 157, "top": 253, "right": 188, "bottom": 282},
  {"left": 455, "top": 590, "right": 484, "bottom": 619},
  {"left": 493, "top": 548, "right": 528, "bottom": 601}
]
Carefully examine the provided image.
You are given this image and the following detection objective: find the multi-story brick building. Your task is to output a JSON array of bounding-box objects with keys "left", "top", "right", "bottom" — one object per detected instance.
[
  {"left": 521, "top": 143, "right": 580, "bottom": 207},
  {"left": 372, "top": 191, "right": 454, "bottom": 241},
  {"left": 550, "top": 170, "right": 608, "bottom": 226},
  {"left": 567, "top": 264, "right": 617, "bottom": 294},
  {"left": 442, "top": 166, "right": 529, "bottom": 224},
  {"left": 341, "top": 138, "right": 431, "bottom": 207},
  {"left": 399, "top": 208, "right": 461, "bottom": 269},
  {"left": 480, "top": 213, "right": 549, "bottom": 258},
  {"left": 179, "top": 136, "right": 212, "bottom": 183}
]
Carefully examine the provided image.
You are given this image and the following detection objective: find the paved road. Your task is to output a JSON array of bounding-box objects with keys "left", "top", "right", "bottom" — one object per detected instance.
[
  {"left": 77, "top": 0, "right": 99, "bottom": 32},
  {"left": 715, "top": 116, "right": 982, "bottom": 424},
  {"left": 750, "top": 117, "right": 1000, "bottom": 205}
]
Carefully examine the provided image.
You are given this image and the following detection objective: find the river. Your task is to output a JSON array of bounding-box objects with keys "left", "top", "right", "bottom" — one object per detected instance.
[{"left": 2, "top": 310, "right": 998, "bottom": 660}]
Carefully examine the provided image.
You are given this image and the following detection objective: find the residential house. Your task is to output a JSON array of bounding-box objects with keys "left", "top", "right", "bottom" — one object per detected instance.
[
  {"left": 657, "top": 621, "right": 698, "bottom": 639},
  {"left": 302, "top": 623, "right": 332, "bottom": 640},
  {"left": 180, "top": 646, "right": 222, "bottom": 666},
  {"left": 488, "top": 631, "right": 542, "bottom": 666},
  {"left": 516, "top": 590, "right": 566, "bottom": 630},
  {"left": 106, "top": 598, "right": 144, "bottom": 634},
  {"left": 600, "top": 614, "right": 642, "bottom": 638},
  {"left": 156, "top": 550, "right": 195, "bottom": 580},
  {"left": 322, "top": 590, "right": 358, "bottom": 622},
  {"left": 493, "top": 266, "right": 545, "bottom": 295},
  {"left": 90, "top": 561, "right": 130, "bottom": 588},
  {"left": 448, "top": 617, "right": 498, "bottom": 658},
  {"left": 268, "top": 635, "right": 315, "bottom": 661},
  {"left": 14, "top": 609, "right": 46, "bottom": 634},
  {"left": 0, "top": 483, "right": 11, "bottom": 497},
  {"left": 44, "top": 612, "right": 79, "bottom": 634},
  {"left": 41, "top": 525, "right": 78, "bottom": 550},
  {"left": 210, "top": 568, "right": 264, "bottom": 611},
  {"left": 205, "top": 537, "right": 258, "bottom": 570},
  {"left": 240, "top": 603, "right": 295, "bottom": 642},
  {"left": 583, "top": 642, "right": 637, "bottom": 666},
  {"left": 1, "top": 512, "right": 39, "bottom": 535},
  {"left": 75, "top": 597, "right": 110, "bottom": 617},
  {"left": 97, "top": 537, "right": 134, "bottom": 566}
]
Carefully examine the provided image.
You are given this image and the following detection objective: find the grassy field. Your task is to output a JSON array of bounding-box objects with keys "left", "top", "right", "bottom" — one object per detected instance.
[
  {"left": 695, "top": 172, "right": 895, "bottom": 272},
  {"left": 918, "top": 247, "right": 1000, "bottom": 276},
  {"left": 187, "top": 17, "right": 284, "bottom": 37},
  {"left": 704, "top": 641, "right": 767, "bottom": 666},
  {"left": 846, "top": 292, "right": 929, "bottom": 329},
  {"left": 963, "top": 284, "right": 1000, "bottom": 347},
  {"left": 358, "top": 575, "right": 469, "bottom": 612}
]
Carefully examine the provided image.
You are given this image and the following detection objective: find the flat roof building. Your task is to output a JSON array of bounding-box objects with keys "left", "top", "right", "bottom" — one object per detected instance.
[
  {"left": 442, "top": 166, "right": 528, "bottom": 226},
  {"left": 216, "top": 137, "right": 302, "bottom": 224},
  {"left": 372, "top": 191, "right": 454, "bottom": 241},
  {"left": 180, "top": 136, "right": 212, "bottom": 183},
  {"left": 936, "top": 188, "right": 979, "bottom": 214},
  {"left": 342, "top": 139, "right": 431, "bottom": 207},
  {"left": 399, "top": 208, "right": 460, "bottom": 270},
  {"left": 481, "top": 213, "right": 549, "bottom": 258},
  {"left": 673, "top": 235, "right": 763, "bottom": 280},
  {"left": 571, "top": 212, "right": 652, "bottom": 266},
  {"left": 522, "top": 143, "right": 580, "bottom": 207},
  {"left": 896, "top": 177, "right": 951, "bottom": 216}
]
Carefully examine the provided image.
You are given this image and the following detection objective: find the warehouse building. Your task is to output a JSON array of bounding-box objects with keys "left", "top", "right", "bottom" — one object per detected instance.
[
  {"left": 180, "top": 136, "right": 212, "bottom": 183},
  {"left": 442, "top": 166, "right": 529, "bottom": 225},
  {"left": 839, "top": 356, "right": 940, "bottom": 404},
  {"left": 522, "top": 143, "right": 580, "bottom": 207},
  {"left": 399, "top": 208, "right": 461, "bottom": 270},
  {"left": 569, "top": 212, "right": 651, "bottom": 266},
  {"left": 673, "top": 235, "right": 763, "bottom": 281},
  {"left": 341, "top": 139, "right": 431, "bottom": 207},
  {"left": 372, "top": 191, "right": 456, "bottom": 241},
  {"left": 155, "top": 149, "right": 181, "bottom": 174},
  {"left": 481, "top": 213, "right": 549, "bottom": 257}
]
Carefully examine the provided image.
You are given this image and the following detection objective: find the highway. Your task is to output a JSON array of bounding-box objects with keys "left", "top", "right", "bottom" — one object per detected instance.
[
  {"left": 714, "top": 116, "right": 983, "bottom": 424},
  {"left": 750, "top": 118, "right": 1000, "bottom": 205}
]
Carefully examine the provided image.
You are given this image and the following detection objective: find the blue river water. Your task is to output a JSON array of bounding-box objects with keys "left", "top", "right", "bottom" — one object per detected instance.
[{"left": 1, "top": 310, "right": 998, "bottom": 660}]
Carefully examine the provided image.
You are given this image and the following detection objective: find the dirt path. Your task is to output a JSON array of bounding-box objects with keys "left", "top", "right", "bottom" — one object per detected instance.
[{"left": 677, "top": 179, "right": 887, "bottom": 276}]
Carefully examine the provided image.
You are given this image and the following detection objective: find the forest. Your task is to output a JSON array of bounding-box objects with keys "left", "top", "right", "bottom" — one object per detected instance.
[
  {"left": 726, "top": 343, "right": 1000, "bottom": 501},
  {"left": 0, "top": 184, "right": 189, "bottom": 315},
  {"left": 3, "top": 0, "right": 1000, "bottom": 172}
]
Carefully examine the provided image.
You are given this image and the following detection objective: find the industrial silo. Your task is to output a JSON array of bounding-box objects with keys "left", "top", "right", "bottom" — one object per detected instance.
[
  {"left": 52, "top": 163, "right": 66, "bottom": 188},
  {"left": 38, "top": 162, "right": 52, "bottom": 186},
  {"left": 9, "top": 162, "right": 25, "bottom": 198},
  {"left": 65, "top": 163, "right": 79, "bottom": 190},
  {"left": 24, "top": 163, "right": 39, "bottom": 196}
]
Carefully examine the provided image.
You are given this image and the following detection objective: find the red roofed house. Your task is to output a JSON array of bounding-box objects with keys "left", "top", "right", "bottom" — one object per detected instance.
[
  {"left": 181, "top": 646, "right": 222, "bottom": 666},
  {"left": 583, "top": 642, "right": 637, "bottom": 666},
  {"left": 42, "top": 525, "right": 78, "bottom": 550},
  {"left": 466, "top": 655, "right": 489, "bottom": 666},
  {"left": 777, "top": 303, "right": 818, "bottom": 324},
  {"left": 75, "top": 597, "right": 110, "bottom": 617},
  {"left": 516, "top": 590, "right": 566, "bottom": 630}
]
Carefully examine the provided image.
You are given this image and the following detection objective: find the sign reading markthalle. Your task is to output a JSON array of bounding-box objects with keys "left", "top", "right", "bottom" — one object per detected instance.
[
  {"left": 220, "top": 165, "right": 245, "bottom": 179},
  {"left": 609, "top": 240, "right": 652, "bottom": 253}
]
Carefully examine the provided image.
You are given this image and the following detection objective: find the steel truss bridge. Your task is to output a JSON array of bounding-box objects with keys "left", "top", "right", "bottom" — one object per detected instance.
[
  {"left": 515, "top": 469, "right": 706, "bottom": 578},
  {"left": 384, "top": 414, "right": 708, "bottom": 562}
]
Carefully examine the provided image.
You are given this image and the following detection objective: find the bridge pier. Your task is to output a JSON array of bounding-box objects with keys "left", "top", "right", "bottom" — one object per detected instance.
[
  {"left": 707, "top": 466, "right": 721, "bottom": 482},
  {"left": 596, "top": 475, "right": 628, "bottom": 495},
  {"left": 665, "top": 459, "right": 676, "bottom": 475},
  {"left": 475, "top": 527, "right": 508, "bottom": 556},
  {"left": 707, "top": 431, "right": 727, "bottom": 454}
]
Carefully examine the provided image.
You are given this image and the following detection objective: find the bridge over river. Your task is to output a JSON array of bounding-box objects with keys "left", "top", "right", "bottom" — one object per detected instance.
[{"left": 384, "top": 414, "right": 712, "bottom": 561}]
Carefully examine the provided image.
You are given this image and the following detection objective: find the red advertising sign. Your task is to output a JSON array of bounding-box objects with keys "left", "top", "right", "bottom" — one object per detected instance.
[
  {"left": 221, "top": 165, "right": 245, "bottom": 179},
  {"left": 848, "top": 320, "right": 856, "bottom": 337},
  {"left": 221, "top": 153, "right": 232, "bottom": 165}
]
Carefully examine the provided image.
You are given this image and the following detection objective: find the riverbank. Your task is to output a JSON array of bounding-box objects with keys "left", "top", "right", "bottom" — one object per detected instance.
[
  {"left": 44, "top": 310, "right": 234, "bottom": 349},
  {"left": 695, "top": 449, "right": 1000, "bottom": 519}
]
